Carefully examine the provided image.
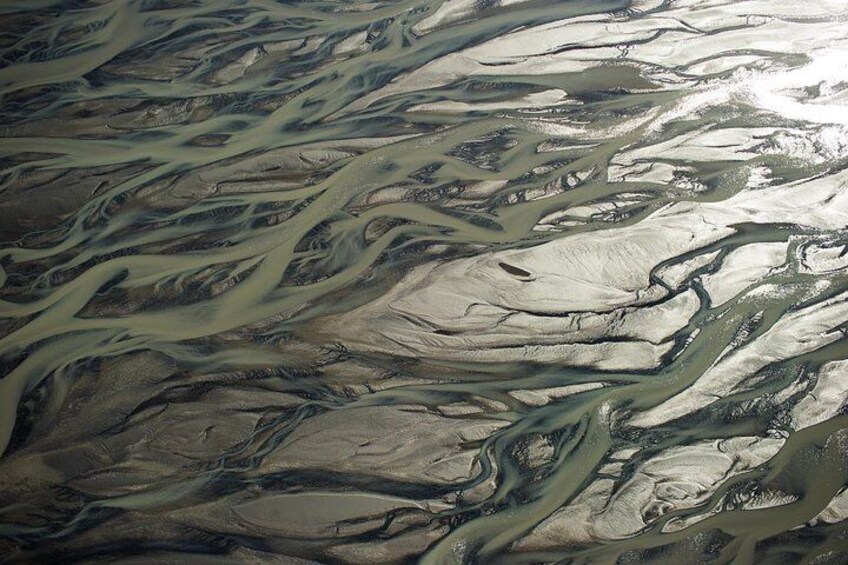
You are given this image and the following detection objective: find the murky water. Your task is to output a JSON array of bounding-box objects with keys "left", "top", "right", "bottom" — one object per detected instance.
[{"left": 1, "top": 0, "right": 848, "bottom": 563}]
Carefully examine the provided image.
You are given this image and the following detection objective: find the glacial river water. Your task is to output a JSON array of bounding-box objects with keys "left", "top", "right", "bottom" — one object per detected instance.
[{"left": 1, "top": 0, "right": 848, "bottom": 563}]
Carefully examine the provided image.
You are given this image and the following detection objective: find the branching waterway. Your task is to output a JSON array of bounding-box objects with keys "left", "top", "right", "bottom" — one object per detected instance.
[{"left": 1, "top": 0, "right": 848, "bottom": 563}]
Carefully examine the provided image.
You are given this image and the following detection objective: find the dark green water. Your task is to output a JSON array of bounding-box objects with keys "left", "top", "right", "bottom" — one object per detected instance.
[{"left": 1, "top": 0, "right": 848, "bottom": 563}]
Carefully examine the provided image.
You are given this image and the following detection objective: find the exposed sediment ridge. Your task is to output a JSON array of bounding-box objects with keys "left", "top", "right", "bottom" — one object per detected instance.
[{"left": 325, "top": 169, "right": 848, "bottom": 370}]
